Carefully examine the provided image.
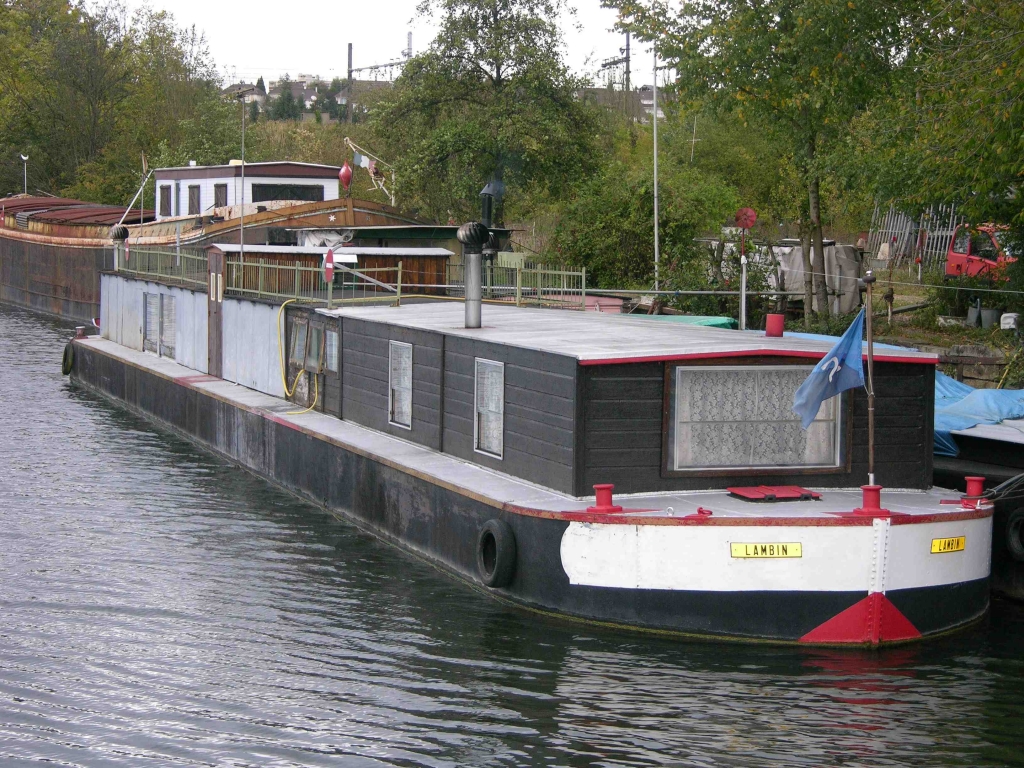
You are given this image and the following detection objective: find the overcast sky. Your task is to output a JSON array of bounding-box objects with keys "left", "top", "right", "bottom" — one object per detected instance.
[{"left": 119, "top": 0, "right": 642, "bottom": 87}]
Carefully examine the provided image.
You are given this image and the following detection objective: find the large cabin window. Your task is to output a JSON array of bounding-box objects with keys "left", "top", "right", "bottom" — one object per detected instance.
[
  {"left": 474, "top": 359, "right": 504, "bottom": 458},
  {"left": 188, "top": 185, "right": 200, "bottom": 215},
  {"left": 159, "top": 186, "right": 171, "bottom": 217},
  {"left": 214, "top": 183, "right": 228, "bottom": 208},
  {"left": 251, "top": 183, "right": 325, "bottom": 203},
  {"left": 666, "top": 365, "right": 841, "bottom": 472},
  {"left": 389, "top": 341, "right": 413, "bottom": 429}
]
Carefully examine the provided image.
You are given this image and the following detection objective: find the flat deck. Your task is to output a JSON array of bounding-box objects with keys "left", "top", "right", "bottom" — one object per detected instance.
[
  {"left": 81, "top": 337, "right": 965, "bottom": 523},
  {"left": 317, "top": 303, "right": 938, "bottom": 365}
]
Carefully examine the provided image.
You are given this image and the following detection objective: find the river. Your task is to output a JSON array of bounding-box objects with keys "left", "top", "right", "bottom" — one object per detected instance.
[{"left": 0, "top": 304, "right": 1021, "bottom": 767}]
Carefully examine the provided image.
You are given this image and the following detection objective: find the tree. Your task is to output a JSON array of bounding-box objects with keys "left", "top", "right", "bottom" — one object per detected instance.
[
  {"left": 269, "top": 79, "right": 302, "bottom": 121},
  {"left": 255, "top": 76, "right": 266, "bottom": 95},
  {"left": 608, "top": 0, "right": 921, "bottom": 316},
  {"left": 369, "top": 0, "right": 599, "bottom": 224},
  {"left": 248, "top": 98, "right": 260, "bottom": 125}
]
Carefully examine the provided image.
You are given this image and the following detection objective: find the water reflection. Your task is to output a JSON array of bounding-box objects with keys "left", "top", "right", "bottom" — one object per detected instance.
[{"left": 0, "top": 303, "right": 1022, "bottom": 767}]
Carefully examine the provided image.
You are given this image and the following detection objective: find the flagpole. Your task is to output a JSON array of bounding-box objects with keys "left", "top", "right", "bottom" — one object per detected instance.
[{"left": 864, "top": 270, "right": 876, "bottom": 485}]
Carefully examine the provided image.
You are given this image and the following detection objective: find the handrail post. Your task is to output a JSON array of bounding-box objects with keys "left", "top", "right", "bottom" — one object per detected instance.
[
  {"left": 257, "top": 260, "right": 263, "bottom": 299},
  {"left": 581, "top": 267, "right": 587, "bottom": 311},
  {"left": 294, "top": 261, "right": 300, "bottom": 299},
  {"left": 396, "top": 261, "right": 403, "bottom": 307},
  {"left": 516, "top": 267, "right": 522, "bottom": 307},
  {"left": 327, "top": 263, "right": 333, "bottom": 309}
]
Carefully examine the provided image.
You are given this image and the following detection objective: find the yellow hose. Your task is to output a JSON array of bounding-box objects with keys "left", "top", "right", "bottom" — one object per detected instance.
[
  {"left": 277, "top": 299, "right": 303, "bottom": 397},
  {"left": 286, "top": 370, "right": 319, "bottom": 415}
]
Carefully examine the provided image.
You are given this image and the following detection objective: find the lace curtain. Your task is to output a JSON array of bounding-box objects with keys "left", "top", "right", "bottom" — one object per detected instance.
[
  {"left": 673, "top": 367, "right": 838, "bottom": 469},
  {"left": 475, "top": 359, "right": 504, "bottom": 457}
]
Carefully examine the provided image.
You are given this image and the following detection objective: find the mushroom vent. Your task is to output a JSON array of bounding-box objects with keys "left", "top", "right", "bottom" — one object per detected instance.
[{"left": 109, "top": 224, "right": 129, "bottom": 241}]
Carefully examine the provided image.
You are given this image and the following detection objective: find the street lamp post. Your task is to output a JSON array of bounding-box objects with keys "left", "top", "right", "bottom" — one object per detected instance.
[{"left": 19, "top": 155, "right": 28, "bottom": 195}]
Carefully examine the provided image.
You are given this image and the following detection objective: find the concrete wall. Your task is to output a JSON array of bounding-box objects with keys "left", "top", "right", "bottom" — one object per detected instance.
[
  {"left": 100, "top": 273, "right": 207, "bottom": 372},
  {"left": 222, "top": 297, "right": 285, "bottom": 398}
]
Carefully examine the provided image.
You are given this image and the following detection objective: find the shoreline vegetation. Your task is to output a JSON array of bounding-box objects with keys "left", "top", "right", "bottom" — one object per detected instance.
[{"left": 1, "top": 0, "right": 1020, "bottom": 335}]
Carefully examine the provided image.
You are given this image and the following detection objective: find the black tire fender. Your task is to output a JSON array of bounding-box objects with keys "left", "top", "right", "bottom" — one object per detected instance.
[
  {"left": 61, "top": 342, "right": 75, "bottom": 376},
  {"left": 477, "top": 518, "right": 517, "bottom": 588},
  {"left": 1007, "top": 508, "right": 1024, "bottom": 563}
]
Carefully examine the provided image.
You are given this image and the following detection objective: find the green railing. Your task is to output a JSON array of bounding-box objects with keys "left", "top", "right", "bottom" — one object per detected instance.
[
  {"left": 117, "top": 245, "right": 208, "bottom": 289},
  {"left": 445, "top": 264, "right": 587, "bottom": 310},
  {"left": 224, "top": 257, "right": 403, "bottom": 307}
]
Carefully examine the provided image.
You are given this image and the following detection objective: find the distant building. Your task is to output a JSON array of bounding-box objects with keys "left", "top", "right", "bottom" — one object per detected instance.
[
  {"left": 221, "top": 82, "right": 266, "bottom": 105},
  {"left": 152, "top": 162, "right": 341, "bottom": 221}
]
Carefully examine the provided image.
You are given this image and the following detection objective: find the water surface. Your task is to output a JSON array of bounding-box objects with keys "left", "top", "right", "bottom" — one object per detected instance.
[{"left": 1, "top": 304, "right": 1021, "bottom": 767}]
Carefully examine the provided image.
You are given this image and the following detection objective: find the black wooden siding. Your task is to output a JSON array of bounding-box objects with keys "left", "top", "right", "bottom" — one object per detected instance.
[
  {"left": 284, "top": 304, "right": 934, "bottom": 497},
  {"left": 580, "top": 360, "right": 934, "bottom": 493},
  {"left": 341, "top": 316, "right": 443, "bottom": 450},
  {"left": 442, "top": 338, "right": 577, "bottom": 494}
]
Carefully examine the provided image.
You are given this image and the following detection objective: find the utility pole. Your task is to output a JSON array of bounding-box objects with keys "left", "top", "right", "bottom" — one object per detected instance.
[
  {"left": 600, "top": 32, "right": 632, "bottom": 119},
  {"left": 235, "top": 87, "right": 255, "bottom": 260},
  {"left": 20, "top": 154, "right": 28, "bottom": 195},
  {"left": 652, "top": 48, "right": 660, "bottom": 291},
  {"left": 347, "top": 43, "right": 354, "bottom": 124}
]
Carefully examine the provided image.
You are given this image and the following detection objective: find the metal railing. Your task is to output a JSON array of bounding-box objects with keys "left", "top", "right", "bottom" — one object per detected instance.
[
  {"left": 117, "top": 245, "right": 208, "bottom": 289},
  {"left": 224, "top": 257, "right": 403, "bottom": 307},
  {"left": 444, "top": 264, "right": 587, "bottom": 310}
]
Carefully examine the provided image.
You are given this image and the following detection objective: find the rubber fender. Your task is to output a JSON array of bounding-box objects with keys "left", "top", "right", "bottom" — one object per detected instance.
[
  {"left": 1007, "top": 508, "right": 1024, "bottom": 563},
  {"left": 61, "top": 341, "right": 75, "bottom": 376},
  {"left": 477, "top": 518, "right": 517, "bottom": 588}
]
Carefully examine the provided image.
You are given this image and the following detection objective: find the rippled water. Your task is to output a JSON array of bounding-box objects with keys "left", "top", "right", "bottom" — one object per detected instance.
[{"left": 1, "top": 303, "right": 1023, "bottom": 767}]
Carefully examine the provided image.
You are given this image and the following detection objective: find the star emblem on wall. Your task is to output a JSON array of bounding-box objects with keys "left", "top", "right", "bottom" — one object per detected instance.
[{"left": 328, "top": 214, "right": 336, "bottom": 222}]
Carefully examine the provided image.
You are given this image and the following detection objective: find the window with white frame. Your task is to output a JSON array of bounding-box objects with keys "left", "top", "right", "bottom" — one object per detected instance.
[
  {"left": 474, "top": 358, "right": 504, "bottom": 458},
  {"left": 325, "top": 330, "right": 339, "bottom": 373},
  {"left": 667, "top": 365, "right": 841, "bottom": 471},
  {"left": 389, "top": 341, "right": 412, "bottom": 428}
]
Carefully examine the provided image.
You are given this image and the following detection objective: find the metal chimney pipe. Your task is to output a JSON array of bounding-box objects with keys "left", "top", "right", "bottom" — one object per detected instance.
[{"left": 457, "top": 221, "right": 490, "bottom": 329}]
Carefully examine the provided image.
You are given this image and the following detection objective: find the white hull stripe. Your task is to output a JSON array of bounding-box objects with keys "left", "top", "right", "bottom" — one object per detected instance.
[{"left": 559, "top": 517, "right": 992, "bottom": 593}]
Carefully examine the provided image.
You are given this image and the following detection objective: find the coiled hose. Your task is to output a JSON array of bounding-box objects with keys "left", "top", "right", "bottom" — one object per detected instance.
[{"left": 277, "top": 299, "right": 320, "bottom": 415}]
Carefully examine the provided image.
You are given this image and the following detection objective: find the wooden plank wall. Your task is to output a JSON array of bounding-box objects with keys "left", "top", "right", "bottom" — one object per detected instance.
[
  {"left": 340, "top": 316, "right": 443, "bottom": 450},
  {"left": 443, "top": 337, "right": 576, "bottom": 494},
  {"left": 581, "top": 360, "right": 935, "bottom": 493}
]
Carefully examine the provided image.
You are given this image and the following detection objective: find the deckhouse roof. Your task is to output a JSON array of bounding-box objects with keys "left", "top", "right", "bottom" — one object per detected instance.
[{"left": 319, "top": 302, "right": 937, "bottom": 365}]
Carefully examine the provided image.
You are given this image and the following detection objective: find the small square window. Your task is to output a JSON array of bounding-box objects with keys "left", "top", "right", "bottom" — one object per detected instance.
[
  {"left": 389, "top": 341, "right": 412, "bottom": 429},
  {"left": 474, "top": 358, "right": 504, "bottom": 458},
  {"left": 289, "top": 320, "right": 308, "bottom": 365}
]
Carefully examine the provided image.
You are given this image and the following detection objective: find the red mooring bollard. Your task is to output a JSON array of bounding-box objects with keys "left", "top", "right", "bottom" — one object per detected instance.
[
  {"left": 587, "top": 484, "right": 623, "bottom": 513},
  {"left": 765, "top": 313, "right": 785, "bottom": 337},
  {"left": 854, "top": 485, "right": 890, "bottom": 516}
]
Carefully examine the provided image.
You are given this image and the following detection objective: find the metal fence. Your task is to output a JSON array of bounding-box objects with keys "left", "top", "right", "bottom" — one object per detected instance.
[
  {"left": 117, "top": 245, "right": 209, "bottom": 289},
  {"left": 867, "top": 203, "right": 965, "bottom": 269},
  {"left": 114, "top": 246, "right": 403, "bottom": 307},
  {"left": 444, "top": 264, "right": 587, "bottom": 310},
  {"left": 224, "top": 257, "right": 403, "bottom": 307}
]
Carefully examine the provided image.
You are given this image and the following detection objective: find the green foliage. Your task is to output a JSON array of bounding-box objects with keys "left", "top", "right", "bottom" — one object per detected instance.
[
  {"left": 369, "top": 0, "right": 600, "bottom": 224},
  {"left": 0, "top": 2, "right": 233, "bottom": 205},
  {"left": 547, "top": 137, "right": 738, "bottom": 287},
  {"left": 268, "top": 81, "right": 303, "bottom": 121}
]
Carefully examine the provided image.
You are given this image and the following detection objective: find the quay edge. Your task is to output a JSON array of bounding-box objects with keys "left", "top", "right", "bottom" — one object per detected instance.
[{"left": 68, "top": 336, "right": 992, "bottom": 647}]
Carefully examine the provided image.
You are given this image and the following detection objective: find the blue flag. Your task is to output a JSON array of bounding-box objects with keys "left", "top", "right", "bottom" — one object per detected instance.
[{"left": 792, "top": 308, "right": 865, "bottom": 429}]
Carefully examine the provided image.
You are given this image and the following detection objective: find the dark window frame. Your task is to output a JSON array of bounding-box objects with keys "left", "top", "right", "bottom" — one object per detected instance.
[
  {"left": 214, "top": 183, "right": 228, "bottom": 208},
  {"left": 251, "top": 183, "right": 325, "bottom": 203},
  {"left": 159, "top": 186, "right": 172, "bottom": 217}
]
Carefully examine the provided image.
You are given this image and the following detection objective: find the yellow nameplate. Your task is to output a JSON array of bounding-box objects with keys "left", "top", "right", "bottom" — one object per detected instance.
[
  {"left": 730, "top": 542, "right": 802, "bottom": 558},
  {"left": 931, "top": 536, "right": 965, "bottom": 554}
]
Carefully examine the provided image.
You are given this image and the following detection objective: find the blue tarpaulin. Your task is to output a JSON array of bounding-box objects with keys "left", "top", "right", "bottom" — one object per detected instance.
[{"left": 933, "top": 371, "right": 1024, "bottom": 456}]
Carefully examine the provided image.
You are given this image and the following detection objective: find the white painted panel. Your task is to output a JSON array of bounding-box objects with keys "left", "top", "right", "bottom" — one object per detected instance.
[
  {"left": 221, "top": 298, "right": 285, "bottom": 397},
  {"left": 561, "top": 523, "right": 875, "bottom": 592},
  {"left": 886, "top": 517, "right": 992, "bottom": 591}
]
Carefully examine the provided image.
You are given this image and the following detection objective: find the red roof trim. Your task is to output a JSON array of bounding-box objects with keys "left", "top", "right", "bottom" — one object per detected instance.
[{"left": 577, "top": 349, "right": 937, "bottom": 366}]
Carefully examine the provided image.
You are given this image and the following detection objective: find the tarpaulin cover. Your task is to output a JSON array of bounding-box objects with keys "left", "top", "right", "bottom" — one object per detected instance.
[
  {"left": 642, "top": 315, "right": 738, "bottom": 328},
  {"left": 933, "top": 371, "right": 1024, "bottom": 456}
]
